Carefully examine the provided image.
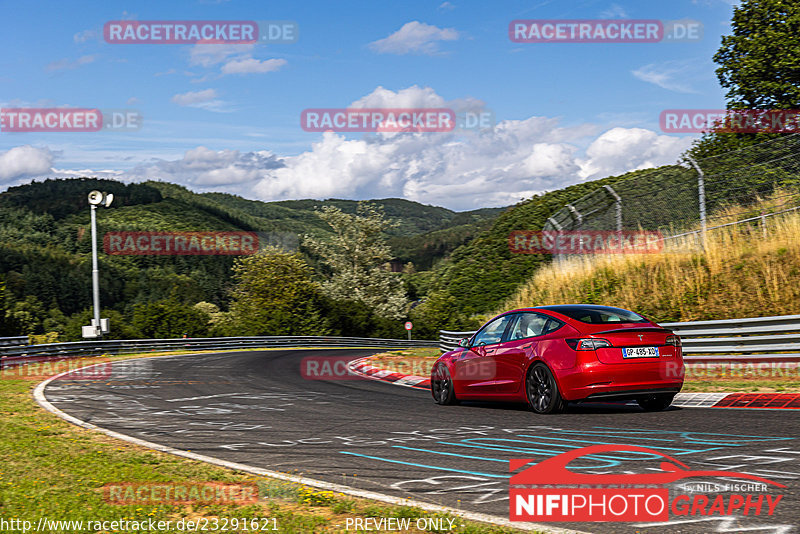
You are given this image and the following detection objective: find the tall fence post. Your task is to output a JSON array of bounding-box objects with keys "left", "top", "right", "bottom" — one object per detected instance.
[
  {"left": 545, "top": 216, "right": 564, "bottom": 263},
  {"left": 603, "top": 185, "right": 623, "bottom": 231},
  {"left": 686, "top": 156, "right": 707, "bottom": 249},
  {"left": 566, "top": 204, "right": 582, "bottom": 228}
]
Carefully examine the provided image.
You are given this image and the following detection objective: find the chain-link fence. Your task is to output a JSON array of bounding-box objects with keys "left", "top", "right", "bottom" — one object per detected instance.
[{"left": 543, "top": 133, "right": 800, "bottom": 251}]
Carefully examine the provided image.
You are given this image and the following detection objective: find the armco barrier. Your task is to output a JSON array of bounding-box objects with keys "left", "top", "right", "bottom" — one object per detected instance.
[
  {"left": 439, "top": 314, "right": 800, "bottom": 363},
  {"left": 0, "top": 336, "right": 438, "bottom": 367},
  {"left": 0, "top": 336, "right": 28, "bottom": 348}
]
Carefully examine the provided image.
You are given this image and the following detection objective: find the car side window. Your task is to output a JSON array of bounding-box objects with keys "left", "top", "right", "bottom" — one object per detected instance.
[
  {"left": 543, "top": 317, "right": 564, "bottom": 334},
  {"left": 472, "top": 315, "right": 514, "bottom": 347},
  {"left": 507, "top": 312, "right": 550, "bottom": 341}
]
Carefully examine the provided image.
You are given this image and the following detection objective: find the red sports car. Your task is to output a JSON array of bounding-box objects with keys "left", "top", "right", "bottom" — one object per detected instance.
[{"left": 431, "top": 305, "right": 683, "bottom": 413}]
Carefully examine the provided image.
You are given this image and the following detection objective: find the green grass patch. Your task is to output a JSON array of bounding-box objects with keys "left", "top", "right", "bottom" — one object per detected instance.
[{"left": 0, "top": 354, "right": 531, "bottom": 533}]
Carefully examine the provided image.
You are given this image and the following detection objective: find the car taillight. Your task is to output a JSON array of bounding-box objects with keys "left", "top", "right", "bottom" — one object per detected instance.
[
  {"left": 566, "top": 338, "right": 612, "bottom": 350},
  {"left": 666, "top": 335, "right": 681, "bottom": 347}
]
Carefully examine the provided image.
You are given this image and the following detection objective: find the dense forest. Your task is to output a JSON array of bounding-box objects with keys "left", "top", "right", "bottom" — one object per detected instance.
[
  {"left": 0, "top": 178, "right": 502, "bottom": 340},
  {"left": 0, "top": 166, "right": 680, "bottom": 342}
]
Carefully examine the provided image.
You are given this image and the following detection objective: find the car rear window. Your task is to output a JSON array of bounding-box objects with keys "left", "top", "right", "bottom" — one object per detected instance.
[{"left": 541, "top": 306, "right": 649, "bottom": 324}]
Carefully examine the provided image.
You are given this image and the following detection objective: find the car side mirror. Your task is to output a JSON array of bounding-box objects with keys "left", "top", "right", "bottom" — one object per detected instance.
[{"left": 457, "top": 338, "right": 471, "bottom": 348}]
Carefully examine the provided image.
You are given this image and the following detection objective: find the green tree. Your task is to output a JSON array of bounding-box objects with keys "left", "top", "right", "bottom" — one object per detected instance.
[
  {"left": 132, "top": 300, "right": 211, "bottom": 338},
  {"left": 4, "top": 295, "right": 46, "bottom": 335},
  {"left": 409, "top": 291, "right": 481, "bottom": 339},
  {"left": 687, "top": 0, "right": 800, "bottom": 159},
  {"left": 0, "top": 277, "right": 12, "bottom": 336},
  {"left": 714, "top": 0, "right": 800, "bottom": 110},
  {"left": 224, "top": 248, "right": 329, "bottom": 336},
  {"left": 303, "top": 204, "right": 408, "bottom": 320}
]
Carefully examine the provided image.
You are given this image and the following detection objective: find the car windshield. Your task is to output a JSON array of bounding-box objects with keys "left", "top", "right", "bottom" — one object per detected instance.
[{"left": 539, "top": 306, "right": 649, "bottom": 324}]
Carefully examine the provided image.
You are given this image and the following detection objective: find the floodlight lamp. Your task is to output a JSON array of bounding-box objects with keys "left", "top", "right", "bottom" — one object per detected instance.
[{"left": 88, "top": 190, "right": 104, "bottom": 205}]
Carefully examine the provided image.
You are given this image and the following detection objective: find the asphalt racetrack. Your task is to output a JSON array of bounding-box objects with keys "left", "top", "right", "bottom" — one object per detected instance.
[{"left": 42, "top": 349, "right": 800, "bottom": 534}]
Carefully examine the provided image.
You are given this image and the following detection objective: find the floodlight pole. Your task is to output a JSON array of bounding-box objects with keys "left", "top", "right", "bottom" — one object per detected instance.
[
  {"left": 84, "top": 190, "right": 112, "bottom": 339},
  {"left": 90, "top": 204, "right": 101, "bottom": 331}
]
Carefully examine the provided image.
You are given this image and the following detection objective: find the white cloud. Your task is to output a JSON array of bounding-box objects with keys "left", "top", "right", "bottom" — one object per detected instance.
[
  {"left": 188, "top": 44, "right": 256, "bottom": 67},
  {"left": 170, "top": 89, "right": 230, "bottom": 112},
  {"left": 247, "top": 115, "right": 589, "bottom": 209},
  {"left": 439, "top": 2, "right": 456, "bottom": 10},
  {"left": 46, "top": 54, "right": 97, "bottom": 72},
  {"left": 599, "top": 3, "right": 629, "bottom": 18},
  {"left": 577, "top": 127, "right": 692, "bottom": 179},
  {"left": 123, "top": 146, "right": 284, "bottom": 187},
  {"left": 632, "top": 59, "right": 703, "bottom": 93},
  {"left": 369, "top": 21, "right": 459, "bottom": 55},
  {"left": 221, "top": 57, "right": 287, "bottom": 75},
  {"left": 0, "top": 146, "right": 54, "bottom": 183},
  {"left": 12, "top": 87, "right": 696, "bottom": 211},
  {"left": 351, "top": 85, "right": 446, "bottom": 108},
  {"left": 523, "top": 143, "right": 580, "bottom": 177},
  {"left": 73, "top": 29, "right": 99, "bottom": 43},
  {"left": 187, "top": 43, "right": 286, "bottom": 78}
]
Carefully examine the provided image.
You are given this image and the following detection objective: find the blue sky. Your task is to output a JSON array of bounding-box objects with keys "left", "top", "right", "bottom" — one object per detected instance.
[{"left": 0, "top": 0, "right": 738, "bottom": 210}]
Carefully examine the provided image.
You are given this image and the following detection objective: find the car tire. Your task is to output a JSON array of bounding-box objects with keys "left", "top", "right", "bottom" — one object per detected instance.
[
  {"left": 526, "top": 363, "right": 565, "bottom": 414},
  {"left": 431, "top": 364, "right": 458, "bottom": 405},
  {"left": 636, "top": 394, "right": 675, "bottom": 411}
]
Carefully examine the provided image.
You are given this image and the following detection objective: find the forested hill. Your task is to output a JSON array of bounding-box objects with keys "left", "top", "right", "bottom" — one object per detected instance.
[
  {"left": 0, "top": 178, "right": 502, "bottom": 238},
  {"left": 0, "top": 177, "right": 502, "bottom": 338}
]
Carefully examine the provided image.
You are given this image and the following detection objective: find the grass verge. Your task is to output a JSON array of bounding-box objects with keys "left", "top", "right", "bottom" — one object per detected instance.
[
  {"left": 0, "top": 353, "right": 531, "bottom": 534},
  {"left": 500, "top": 190, "right": 800, "bottom": 322}
]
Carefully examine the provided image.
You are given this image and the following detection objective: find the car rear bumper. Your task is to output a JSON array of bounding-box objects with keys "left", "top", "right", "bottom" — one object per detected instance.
[
  {"left": 583, "top": 387, "right": 682, "bottom": 401},
  {"left": 557, "top": 359, "right": 684, "bottom": 401}
]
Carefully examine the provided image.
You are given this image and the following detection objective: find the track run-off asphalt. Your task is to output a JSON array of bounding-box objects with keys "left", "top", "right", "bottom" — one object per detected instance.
[{"left": 38, "top": 349, "right": 800, "bottom": 534}]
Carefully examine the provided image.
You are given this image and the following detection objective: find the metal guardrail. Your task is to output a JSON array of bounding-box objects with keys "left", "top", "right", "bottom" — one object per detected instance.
[
  {"left": 439, "top": 314, "right": 800, "bottom": 363},
  {"left": 0, "top": 335, "right": 438, "bottom": 366},
  {"left": 0, "top": 336, "right": 28, "bottom": 348}
]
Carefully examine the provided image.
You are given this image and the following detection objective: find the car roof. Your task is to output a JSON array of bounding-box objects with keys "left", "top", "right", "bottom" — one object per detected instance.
[
  {"left": 535, "top": 304, "right": 635, "bottom": 313},
  {"left": 506, "top": 304, "right": 636, "bottom": 314}
]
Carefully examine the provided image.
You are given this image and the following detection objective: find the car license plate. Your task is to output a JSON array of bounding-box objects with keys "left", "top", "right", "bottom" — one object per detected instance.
[{"left": 623, "top": 346, "right": 659, "bottom": 358}]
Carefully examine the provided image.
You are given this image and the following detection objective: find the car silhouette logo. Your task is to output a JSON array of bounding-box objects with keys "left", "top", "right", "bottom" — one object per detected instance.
[{"left": 510, "top": 444, "right": 786, "bottom": 487}]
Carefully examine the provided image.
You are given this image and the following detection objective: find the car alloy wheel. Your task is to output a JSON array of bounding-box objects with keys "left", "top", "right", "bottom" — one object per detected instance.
[
  {"left": 431, "top": 364, "right": 457, "bottom": 405},
  {"left": 526, "top": 363, "right": 565, "bottom": 414}
]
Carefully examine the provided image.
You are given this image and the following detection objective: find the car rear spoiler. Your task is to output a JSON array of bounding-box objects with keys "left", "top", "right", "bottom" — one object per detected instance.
[{"left": 591, "top": 327, "right": 674, "bottom": 335}]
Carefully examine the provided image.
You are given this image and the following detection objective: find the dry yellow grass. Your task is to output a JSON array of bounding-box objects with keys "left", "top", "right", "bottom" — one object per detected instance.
[{"left": 500, "top": 193, "right": 800, "bottom": 322}]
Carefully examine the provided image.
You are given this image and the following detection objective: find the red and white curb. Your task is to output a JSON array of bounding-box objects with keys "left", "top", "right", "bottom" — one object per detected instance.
[
  {"left": 348, "top": 356, "right": 800, "bottom": 409},
  {"left": 347, "top": 356, "right": 431, "bottom": 389}
]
